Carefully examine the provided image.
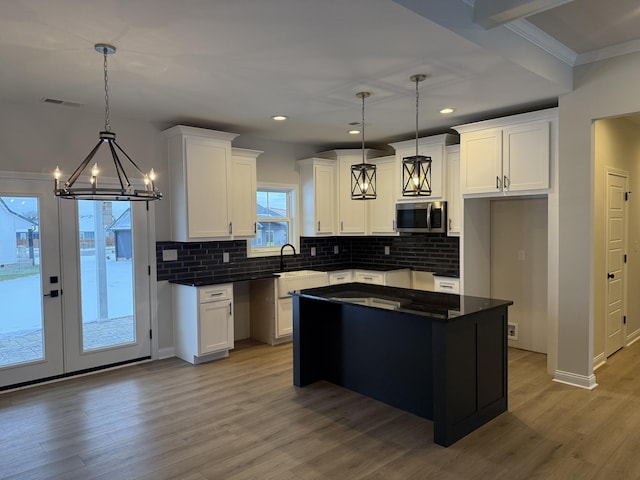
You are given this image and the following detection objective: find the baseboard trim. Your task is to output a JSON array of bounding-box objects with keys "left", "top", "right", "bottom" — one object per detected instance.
[
  {"left": 626, "top": 328, "right": 640, "bottom": 346},
  {"left": 593, "top": 352, "right": 606, "bottom": 371},
  {"left": 553, "top": 369, "right": 598, "bottom": 390},
  {"left": 157, "top": 347, "right": 176, "bottom": 359}
]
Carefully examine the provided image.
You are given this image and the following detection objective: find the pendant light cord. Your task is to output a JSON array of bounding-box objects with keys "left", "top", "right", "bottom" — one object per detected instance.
[{"left": 103, "top": 47, "right": 111, "bottom": 132}]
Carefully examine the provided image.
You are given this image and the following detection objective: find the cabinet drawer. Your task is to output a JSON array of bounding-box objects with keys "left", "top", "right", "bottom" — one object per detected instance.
[
  {"left": 434, "top": 277, "right": 460, "bottom": 294},
  {"left": 329, "top": 270, "right": 353, "bottom": 285},
  {"left": 354, "top": 271, "right": 385, "bottom": 285},
  {"left": 198, "top": 284, "right": 233, "bottom": 303}
]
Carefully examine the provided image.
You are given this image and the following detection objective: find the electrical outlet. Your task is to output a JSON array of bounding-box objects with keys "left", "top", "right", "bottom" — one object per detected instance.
[
  {"left": 517, "top": 249, "right": 525, "bottom": 261},
  {"left": 384, "top": 246, "right": 390, "bottom": 255},
  {"left": 507, "top": 322, "right": 518, "bottom": 340},
  {"left": 162, "top": 249, "right": 178, "bottom": 262},
  {"left": 223, "top": 252, "right": 230, "bottom": 263},
  {"left": 310, "top": 247, "right": 316, "bottom": 256},
  {"left": 334, "top": 245, "right": 339, "bottom": 254}
]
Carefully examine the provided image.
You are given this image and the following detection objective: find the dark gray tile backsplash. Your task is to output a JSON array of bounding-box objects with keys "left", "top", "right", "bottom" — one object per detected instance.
[{"left": 156, "top": 235, "right": 459, "bottom": 282}]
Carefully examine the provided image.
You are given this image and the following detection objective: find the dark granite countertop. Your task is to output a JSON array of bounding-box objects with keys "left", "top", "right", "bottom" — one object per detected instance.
[
  {"left": 170, "top": 265, "right": 458, "bottom": 287},
  {"left": 292, "top": 282, "right": 512, "bottom": 321}
]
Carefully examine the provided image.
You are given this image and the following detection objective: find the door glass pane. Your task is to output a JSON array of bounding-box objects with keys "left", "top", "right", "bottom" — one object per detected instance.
[
  {"left": 0, "top": 196, "right": 44, "bottom": 366},
  {"left": 79, "top": 201, "right": 135, "bottom": 351}
]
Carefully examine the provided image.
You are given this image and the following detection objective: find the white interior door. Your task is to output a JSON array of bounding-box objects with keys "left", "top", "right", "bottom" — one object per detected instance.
[
  {"left": 605, "top": 170, "right": 627, "bottom": 357},
  {"left": 60, "top": 199, "right": 151, "bottom": 373},
  {"left": 0, "top": 178, "right": 64, "bottom": 387}
]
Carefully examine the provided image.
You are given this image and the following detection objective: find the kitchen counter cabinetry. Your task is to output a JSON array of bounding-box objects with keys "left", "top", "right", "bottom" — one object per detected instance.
[
  {"left": 298, "top": 158, "right": 336, "bottom": 236},
  {"left": 367, "top": 156, "right": 397, "bottom": 235},
  {"left": 173, "top": 283, "right": 234, "bottom": 364},
  {"left": 354, "top": 268, "right": 411, "bottom": 288},
  {"left": 390, "top": 134, "right": 458, "bottom": 202},
  {"left": 455, "top": 109, "right": 557, "bottom": 196},
  {"left": 164, "top": 125, "right": 261, "bottom": 241},
  {"left": 446, "top": 145, "right": 461, "bottom": 236},
  {"left": 230, "top": 148, "right": 260, "bottom": 237}
]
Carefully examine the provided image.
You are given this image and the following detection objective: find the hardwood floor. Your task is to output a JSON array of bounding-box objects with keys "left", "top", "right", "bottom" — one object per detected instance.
[{"left": 1, "top": 341, "right": 640, "bottom": 479}]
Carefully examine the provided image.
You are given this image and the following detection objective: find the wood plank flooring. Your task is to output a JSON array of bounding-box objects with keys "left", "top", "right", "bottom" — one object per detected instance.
[{"left": 1, "top": 340, "right": 640, "bottom": 479}]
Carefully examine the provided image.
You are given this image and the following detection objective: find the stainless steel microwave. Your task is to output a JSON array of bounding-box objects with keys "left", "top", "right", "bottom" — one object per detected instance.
[{"left": 395, "top": 201, "right": 447, "bottom": 233}]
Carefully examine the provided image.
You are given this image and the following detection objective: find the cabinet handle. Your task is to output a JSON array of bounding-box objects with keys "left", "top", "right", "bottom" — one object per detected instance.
[
  {"left": 392, "top": 219, "right": 396, "bottom": 231},
  {"left": 504, "top": 175, "right": 509, "bottom": 190},
  {"left": 209, "top": 292, "right": 224, "bottom": 297},
  {"left": 449, "top": 218, "right": 452, "bottom": 230},
  {"left": 441, "top": 283, "right": 454, "bottom": 289},
  {"left": 363, "top": 276, "right": 373, "bottom": 280},
  {"left": 317, "top": 221, "right": 320, "bottom": 232},
  {"left": 336, "top": 276, "right": 345, "bottom": 280},
  {"left": 229, "top": 304, "right": 232, "bottom": 316},
  {"left": 254, "top": 222, "right": 257, "bottom": 234},
  {"left": 341, "top": 221, "right": 344, "bottom": 232},
  {"left": 496, "top": 176, "right": 501, "bottom": 190},
  {"left": 228, "top": 222, "right": 233, "bottom": 234}
]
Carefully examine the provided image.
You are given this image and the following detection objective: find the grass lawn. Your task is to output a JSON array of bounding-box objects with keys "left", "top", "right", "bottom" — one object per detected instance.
[{"left": 0, "top": 264, "right": 39, "bottom": 281}]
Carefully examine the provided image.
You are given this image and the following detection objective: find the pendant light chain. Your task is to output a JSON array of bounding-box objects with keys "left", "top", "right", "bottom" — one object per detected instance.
[
  {"left": 103, "top": 47, "right": 111, "bottom": 132},
  {"left": 361, "top": 92, "right": 366, "bottom": 165},
  {"left": 414, "top": 77, "right": 419, "bottom": 155}
]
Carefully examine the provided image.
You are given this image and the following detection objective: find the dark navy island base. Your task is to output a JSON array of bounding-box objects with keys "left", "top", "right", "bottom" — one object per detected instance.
[{"left": 292, "top": 283, "right": 513, "bottom": 447}]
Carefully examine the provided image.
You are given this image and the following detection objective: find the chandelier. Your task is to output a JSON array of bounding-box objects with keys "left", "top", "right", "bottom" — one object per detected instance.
[{"left": 54, "top": 44, "right": 162, "bottom": 201}]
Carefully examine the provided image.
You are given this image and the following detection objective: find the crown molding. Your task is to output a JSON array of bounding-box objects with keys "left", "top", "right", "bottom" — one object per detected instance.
[{"left": 506, "top": 19, "right": 577, "bottom": 66}]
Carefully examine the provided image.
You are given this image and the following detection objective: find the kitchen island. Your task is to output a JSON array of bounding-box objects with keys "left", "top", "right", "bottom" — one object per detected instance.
[{"left": 292, "top": 283, "right": 513, "bottom": 447}]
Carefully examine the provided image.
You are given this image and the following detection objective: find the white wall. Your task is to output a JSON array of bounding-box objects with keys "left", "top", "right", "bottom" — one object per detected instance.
[{"left": 557, "top": 51, "right": 640, "bottom": 387}]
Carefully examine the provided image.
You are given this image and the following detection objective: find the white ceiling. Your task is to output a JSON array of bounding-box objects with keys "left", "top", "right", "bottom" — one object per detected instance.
[{"left": 2, "top": 0, "right": 640, "bottom": 150}]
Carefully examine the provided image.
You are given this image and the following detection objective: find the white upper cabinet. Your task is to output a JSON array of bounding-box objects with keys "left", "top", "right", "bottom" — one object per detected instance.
[
  {"left": 446, "top": 145, "right": 461, "bottom": 236},
  {"left": 230, "top": 148, "right": 260, "bottom": 237},
  {"left": 455, "top": 108, "right": 557, "bottom": 197},
  {"left": 367, "top": 156, "right": 397, "bottom": 235},
  {"left": 390, "top": 133, "right": 458, "bottom": 202},
  {"left": 318, "top": 149, "right": 386, "bottom": 236},
  {"left": 298, "top": 158, "right": 336, "bottom": 236},
  {"left": 163, "top": 125, "right": 260, "bottom": 242}
]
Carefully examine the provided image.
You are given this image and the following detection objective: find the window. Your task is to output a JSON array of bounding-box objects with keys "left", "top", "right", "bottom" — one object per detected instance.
[{"left": 247, "top": 184, "right": 298, "bottom": 257}]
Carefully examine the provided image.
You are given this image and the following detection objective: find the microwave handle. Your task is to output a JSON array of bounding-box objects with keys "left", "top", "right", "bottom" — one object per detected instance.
[{"left": 426, "top": 203, "right": 432, "bottom": 230}]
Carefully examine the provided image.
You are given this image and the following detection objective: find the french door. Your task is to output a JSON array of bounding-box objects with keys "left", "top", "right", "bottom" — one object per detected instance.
[{"left": 0, "top": 176, "right": 151, "bottom": 388}]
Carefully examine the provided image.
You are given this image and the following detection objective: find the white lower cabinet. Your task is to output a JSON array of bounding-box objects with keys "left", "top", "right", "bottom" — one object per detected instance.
[
  {"left": 173, "top": 283, "right": 234, "bottom": 364},
  {"left": 433, "top": 276, "right": 460, "bottom": 294},
  {"left": 328, "top": 270, "right": 354, "bottom": 285},
  {"left": 276, "top": 296, "right": 293, "bottom": 338},
  {"left": 354, "top": 269, "right": 411, "bottom": 288}
]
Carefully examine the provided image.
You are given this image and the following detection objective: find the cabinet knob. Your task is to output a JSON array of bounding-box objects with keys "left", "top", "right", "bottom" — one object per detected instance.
[{"left": 608, "top": 273, "right": 615, "bottom": 279}]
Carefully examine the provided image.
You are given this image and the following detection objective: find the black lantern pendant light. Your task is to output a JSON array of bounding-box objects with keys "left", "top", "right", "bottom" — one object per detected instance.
[
  {"left": 402, "top": 74, "right": 432, "bottom": 197},
  {"left": 54, "top": 44, "right": 162, "bottom": 201},
  {"left": 351, "top": 91, "right": 376, "bottom": 200}
]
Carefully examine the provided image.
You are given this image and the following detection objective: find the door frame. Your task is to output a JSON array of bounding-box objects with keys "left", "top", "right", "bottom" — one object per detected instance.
[{"left": 0, "top": 171, "right": 160, "bottom": 388}]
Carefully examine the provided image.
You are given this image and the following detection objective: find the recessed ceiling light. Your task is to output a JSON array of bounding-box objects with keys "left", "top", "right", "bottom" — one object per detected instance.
[
  {"left": 348, "top": 129, "right": 361, "bottom": 135},
  {"left": 440, "top": 107, "right": 455, "bottom": 114},
  {"left": 272, "top": 115, "right": 288, "bottom": 121}
]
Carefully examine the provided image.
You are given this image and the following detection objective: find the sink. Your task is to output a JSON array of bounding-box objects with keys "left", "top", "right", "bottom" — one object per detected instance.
[{"left": 275, "top": 270, "right": 328, "bottom": 297}]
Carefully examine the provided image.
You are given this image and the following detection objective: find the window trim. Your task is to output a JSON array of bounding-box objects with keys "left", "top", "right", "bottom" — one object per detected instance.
[{"left": 246, "top": 182, "right": 299, "bottom": 258}]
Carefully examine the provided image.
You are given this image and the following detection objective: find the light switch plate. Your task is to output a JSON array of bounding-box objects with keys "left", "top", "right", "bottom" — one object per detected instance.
[
  {"left": 384, "top": 246, "right": 390, "bottom": 255},
  {"left": 223, "top": 252, "right": 230, "bottom": 263},
  {"left": 162, "top": 249, "right": 178, "bottom": 262},
  {"left": 311, "top": 247, "right": 316, "bottom": 256},
  {"left": 334, "top": 245, "right": 339, "bottom": 254}
]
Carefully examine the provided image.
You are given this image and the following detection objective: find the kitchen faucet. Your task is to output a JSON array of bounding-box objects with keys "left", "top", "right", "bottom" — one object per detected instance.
[{"left": 280, "top": 243, "right": 296, "bottom": 271}]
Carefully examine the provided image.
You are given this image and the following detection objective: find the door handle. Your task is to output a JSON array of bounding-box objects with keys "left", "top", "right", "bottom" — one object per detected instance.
[
  {"left": 44, "top": 289, "right": 60, "bottom": 298},
  {"left": 608, "top": 273, "right": 615, "bottom": 279}
]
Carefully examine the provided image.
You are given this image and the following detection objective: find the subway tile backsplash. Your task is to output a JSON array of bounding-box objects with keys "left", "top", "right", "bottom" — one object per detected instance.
[{"left": 156, "top": 235, "right": 459, "bottom": 283}]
